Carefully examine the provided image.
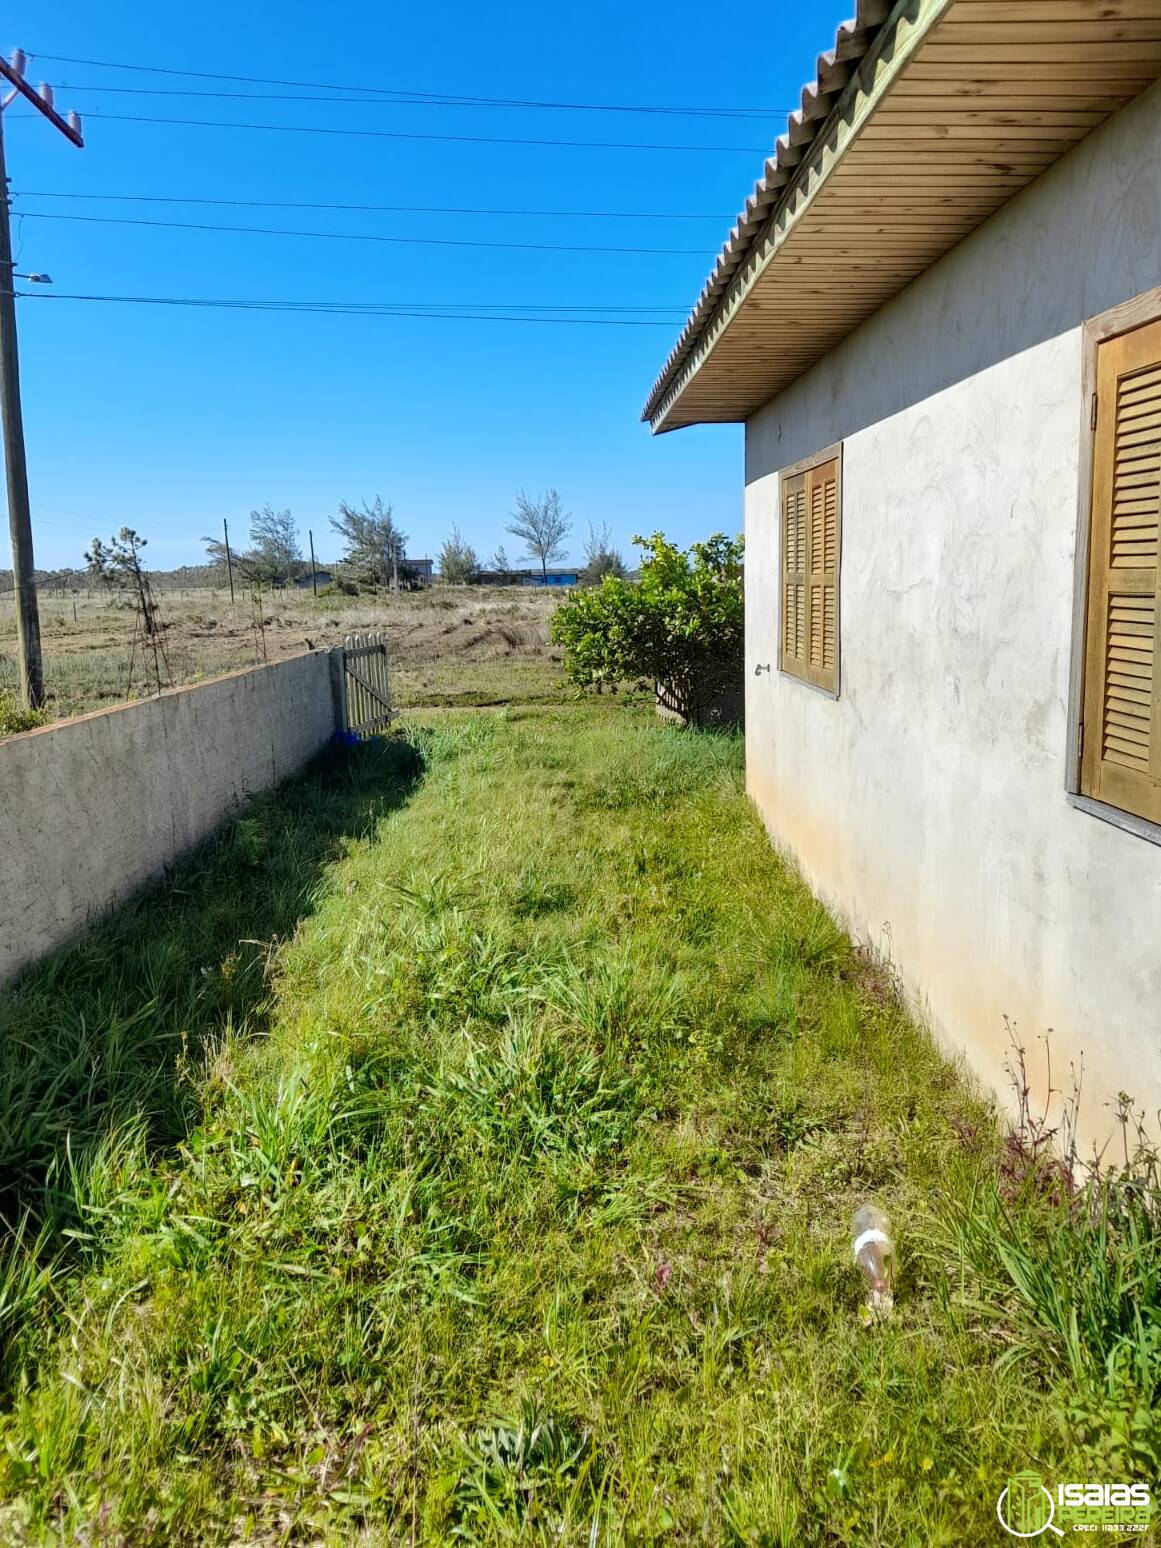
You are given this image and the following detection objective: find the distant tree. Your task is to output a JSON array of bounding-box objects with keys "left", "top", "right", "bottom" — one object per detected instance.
[
  {"left": 202, "top": 533, "right": 260, "bottom": 586},
  {"left": 581, "top": 521, "right": 627, "bottom": 585},
  {"left": 506, "top": 488, "right": 571, "bottom": 584},
  {"left": 489, "top": 543, "right": 513, "bottom": 575},
  {"left": 439, "top": 526, "right": 479, "bottom": 585},
  {"left": 331, "top": 496, "right": 407, "bottom": 589},
  {"left": 85, "top": 527, "right": 172, "bottom": 696},
  {"left": 85, "top": 526, "right": 148, "bottom": 588},
  {"left": 203, "top": 506, "right": 302, "bottom": 588},
  {"left": 249, "top": 505, "right": 302, "bottom": 587}
]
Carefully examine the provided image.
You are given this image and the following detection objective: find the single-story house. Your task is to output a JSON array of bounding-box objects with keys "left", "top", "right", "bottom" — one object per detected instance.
[
  {"left": 295, "top": 569, "right": 333, "bottom": 590},
  {"left": 643, "top": 0, "right": 1161, "bottom": 1150},
  {"left": 402, "top": 557, "right": 434, "bottom": 588}
]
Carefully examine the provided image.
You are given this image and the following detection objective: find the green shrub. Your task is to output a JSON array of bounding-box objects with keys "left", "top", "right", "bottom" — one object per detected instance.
[
  {"left": 0, "top": 692, "right": 49, "bottom": 738},
  {"left": 551, "top": 531, "right": 743, "bottom": 723}
]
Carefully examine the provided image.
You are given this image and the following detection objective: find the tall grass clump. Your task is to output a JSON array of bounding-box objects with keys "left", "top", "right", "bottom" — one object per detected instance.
[{"left": 930, "top": 1047, "right": 1161, "bottom": 1477}]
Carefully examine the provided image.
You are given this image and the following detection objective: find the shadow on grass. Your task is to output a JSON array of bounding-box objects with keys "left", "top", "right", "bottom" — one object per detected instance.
[{"left": 0, "top": 733, "right": 425, "bottom": 1239}]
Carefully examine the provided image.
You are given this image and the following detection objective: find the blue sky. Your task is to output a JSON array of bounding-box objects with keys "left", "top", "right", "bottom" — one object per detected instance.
[{"left": 1, "top": 0, "right": 832, "bottom": 571}]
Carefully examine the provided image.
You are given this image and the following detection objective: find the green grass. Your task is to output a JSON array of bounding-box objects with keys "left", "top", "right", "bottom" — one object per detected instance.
[
  {"left": 391, "top": 655, "right": 566, "bottom": 709},
  {"left": 0, "top": 703, "right": 1157, "bottom": 1544}
]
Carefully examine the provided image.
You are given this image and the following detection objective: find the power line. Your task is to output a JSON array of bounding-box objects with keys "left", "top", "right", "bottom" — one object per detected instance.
[
  {"left": 16, "top": 289, "right": 686, "bottom": 325},
  {"left": 25, "top": 506, "right": 110, "bottom": 534},
  {"left": 8, "top": 286, "right": 687, "bottom": 313},
  {"left": 15, "top": 208, "right": 716, "bottom": 256},
  {"left": 33, "top": 51, "right": 786, "bottom": 121},
  {"left": 53, "top": 81, "right": 798, "bottom": 123},
  {"left": 5, "top": 109, "right": 767, "bottom": 154},
  {"left": 15, "top": 189, "right": 732, "bottom": 222}
]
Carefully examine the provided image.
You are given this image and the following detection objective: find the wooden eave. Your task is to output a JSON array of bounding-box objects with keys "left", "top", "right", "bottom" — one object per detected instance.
[{"left": 643, "top": 0, "right": 1161, "bottom": 433}]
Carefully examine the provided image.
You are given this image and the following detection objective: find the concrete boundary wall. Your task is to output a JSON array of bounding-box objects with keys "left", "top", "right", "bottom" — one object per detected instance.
[{"left": 0, "top": 650, "right": 338, "bottom": 983}]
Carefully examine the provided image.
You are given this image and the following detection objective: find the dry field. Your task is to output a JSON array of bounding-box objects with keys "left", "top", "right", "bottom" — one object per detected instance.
[{"left": 0, "top": 583, "right": 567, "bottom": 719}]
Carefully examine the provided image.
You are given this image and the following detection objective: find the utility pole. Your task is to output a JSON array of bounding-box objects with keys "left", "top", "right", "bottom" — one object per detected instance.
[
  {"left": 222, "top": 517, "right": 235, "bottom": 603},
  {"left": 308, "top": 528, "right": 318, "bottom": 595},
  {"left": 0, "top": 51, "right": 83, "bottom": 707}
]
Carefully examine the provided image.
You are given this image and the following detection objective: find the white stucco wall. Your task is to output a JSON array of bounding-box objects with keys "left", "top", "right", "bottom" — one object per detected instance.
[
  {"left": 0, "top": 651, "right": 338, "bottom": 983},
  {"left": 744, "top": 80, "right": 1161, "bottom": 1150}
]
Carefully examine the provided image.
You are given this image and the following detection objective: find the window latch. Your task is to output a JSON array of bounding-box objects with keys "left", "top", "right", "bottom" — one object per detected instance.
[{"left": 754, "top": 663, "right": 771, "bottom": 676}]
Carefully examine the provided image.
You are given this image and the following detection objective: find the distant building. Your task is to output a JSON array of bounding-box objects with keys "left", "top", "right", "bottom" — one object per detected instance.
[
  {"left": 518, "top": 569, "right": 579, "bottom": 588},
  {"left": 458, "top": 568, "right": 578, "bottom": 588},
  {"left": 401, "top": 557, "right": 434, "bottom": 588},
  {"left": 296, "top": 569, "right": 333, "bottom": 590}
]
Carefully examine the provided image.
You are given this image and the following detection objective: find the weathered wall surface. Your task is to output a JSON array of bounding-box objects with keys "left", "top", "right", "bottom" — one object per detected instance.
[
  {"left": 1, "top": 651, "right": 336, "bottom": 983},
  {"left": 744, "top": 81, "right": 1161, "bottom": 1149}
]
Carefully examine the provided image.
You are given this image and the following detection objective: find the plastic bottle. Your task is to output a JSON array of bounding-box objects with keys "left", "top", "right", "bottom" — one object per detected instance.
[{"left": 852, "top": 1204, "right": 894, "bottom": 1318}]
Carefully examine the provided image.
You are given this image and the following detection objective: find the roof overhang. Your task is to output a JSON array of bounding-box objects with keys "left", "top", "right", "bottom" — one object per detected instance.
[{"left": 643, "top": 0, "right": 1161, "bottom": 433}]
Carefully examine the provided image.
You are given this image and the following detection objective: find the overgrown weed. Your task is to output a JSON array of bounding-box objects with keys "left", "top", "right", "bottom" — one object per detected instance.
[{"left": 928, "top": 1035, "right": 1161, "bottom": 1477}]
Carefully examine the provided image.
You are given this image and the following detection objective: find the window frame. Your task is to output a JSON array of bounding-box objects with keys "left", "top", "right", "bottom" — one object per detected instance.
[
  {"left": 777, "top": 441, "right": 843, "bottom": 699},
  {"left": 1066, "top": 287, "right": 1161, "bottom": 847}
]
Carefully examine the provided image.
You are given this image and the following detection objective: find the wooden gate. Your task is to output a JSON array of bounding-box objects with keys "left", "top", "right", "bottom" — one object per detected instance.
[{"left": 340, "top": 631, "right": 395, "bottom": 737}]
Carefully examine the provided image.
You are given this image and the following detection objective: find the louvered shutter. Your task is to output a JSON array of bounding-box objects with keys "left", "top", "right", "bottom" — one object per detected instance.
[
  {"left": 806, "top": 458, "right": 840, "bottom": 693},
  {"left": 1081, "top": 319, "right": 1161, "bottom": 823},
  {"left": 781, "top": 471, "right": 807, "bottom": 672}
]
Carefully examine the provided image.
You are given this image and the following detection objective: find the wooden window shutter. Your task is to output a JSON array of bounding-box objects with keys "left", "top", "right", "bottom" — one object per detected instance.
[
  {"left": 807, "top": 458, "right": 840, "bottom": 693},
  {"left": 781, "top": 471, "right": 807, "bottom": 672},
  {"left": 779, "top": 454, "right": 841, "bottom": 693},
  {"left": 1081, "top": 319, "right": 1161, "bottom": 823}
]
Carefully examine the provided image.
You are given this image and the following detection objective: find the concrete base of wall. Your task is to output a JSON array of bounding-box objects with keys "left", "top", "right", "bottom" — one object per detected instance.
[{"left": 0, "top": 651, "right": 338, "bottom": 983}]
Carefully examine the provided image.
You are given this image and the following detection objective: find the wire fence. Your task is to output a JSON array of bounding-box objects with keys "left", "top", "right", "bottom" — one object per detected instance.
[
  {"left": 0, "top": 584, "right": 317, "bottom": 714},
  {"left": 0, "top": 579, "right": 560, "bottom": 719}
]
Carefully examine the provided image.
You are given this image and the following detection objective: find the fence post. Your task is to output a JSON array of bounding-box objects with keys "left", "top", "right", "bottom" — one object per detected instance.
[{"left": 328, "top": 645, "right": 348, "bottom": 734}]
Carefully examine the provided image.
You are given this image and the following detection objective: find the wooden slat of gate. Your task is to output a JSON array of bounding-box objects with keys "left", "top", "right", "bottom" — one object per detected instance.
[{"left": 343, "top": 631, "right": 394, "bottom": 737}]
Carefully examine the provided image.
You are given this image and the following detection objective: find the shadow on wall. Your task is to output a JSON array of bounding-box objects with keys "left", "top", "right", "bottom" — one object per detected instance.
[
  {"left": 0, "top": 733, "right": 425, "bottom": 1243},
  {"left": 745, "top": 77, "right": 1161, "bottom": 482}
]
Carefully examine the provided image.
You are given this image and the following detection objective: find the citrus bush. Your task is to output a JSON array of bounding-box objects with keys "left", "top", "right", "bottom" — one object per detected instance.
[{"left": 550, "top": 531, "right": 743, "bottom": 724}]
